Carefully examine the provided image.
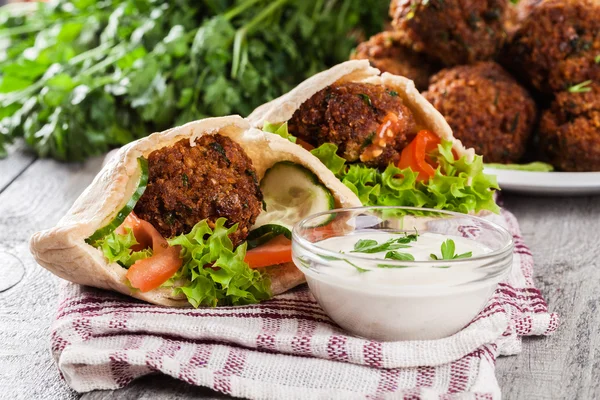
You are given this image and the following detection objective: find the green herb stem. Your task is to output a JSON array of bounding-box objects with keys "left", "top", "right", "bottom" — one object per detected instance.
[
  {"left": 0, "top": 23, "right": 47, "bottom": 38},
  {"left": 242, "top": 0, "right": 288, "bottom": 34},
  {"left": 224, "top": 0, "right": 264, "bottom": 21}
]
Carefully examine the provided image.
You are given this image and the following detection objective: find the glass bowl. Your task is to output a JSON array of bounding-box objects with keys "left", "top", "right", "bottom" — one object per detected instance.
[{"left": 292, "top": 206, "right": 513, "bottom": 341}]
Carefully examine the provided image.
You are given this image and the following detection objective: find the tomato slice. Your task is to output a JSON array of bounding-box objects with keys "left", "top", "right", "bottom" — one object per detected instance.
[
  {"left": 296, "top": 138, "right": 314, "bottom": 151},
  {"left": 244, "top": 235, "right": 292, "bottom": 269},
  {"left": 119, "top": 212, "right": 183, "bottom": 292},
  {"left": 398, "top": 130, "right": 441, "bottom": 181},
  {"left": 126, "top": 245, "right": 182, "bottom": 292}
]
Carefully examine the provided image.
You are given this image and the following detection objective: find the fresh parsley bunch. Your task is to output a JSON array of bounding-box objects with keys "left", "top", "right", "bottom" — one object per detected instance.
[{"left": 0, "top": 0, "right": 387, "bottom": 160}]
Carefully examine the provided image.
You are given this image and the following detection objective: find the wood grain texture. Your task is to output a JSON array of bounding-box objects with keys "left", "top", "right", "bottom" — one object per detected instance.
[
  {"left": 0, "top": 141, "right": 35, "bottom": 193},
  {"left": 0, "top": 156, "right": 104, "bottom": 400},
  {"left": 0, "top": 153, "right": 598, "bottom": 399},
  {"left": 496, "top": 194, "right": 600, "bottom": 400}
]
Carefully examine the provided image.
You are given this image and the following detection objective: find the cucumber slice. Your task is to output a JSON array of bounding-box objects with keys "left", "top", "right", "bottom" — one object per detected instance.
[
  {"left": 246, "top": 224, "right": 292, "bottom": 249},
  {"left": 87, "top": 157, "right": 149, "bottom": 245},
  {"left": 253, "top": 162, "right": 335, "bottom": 230}
]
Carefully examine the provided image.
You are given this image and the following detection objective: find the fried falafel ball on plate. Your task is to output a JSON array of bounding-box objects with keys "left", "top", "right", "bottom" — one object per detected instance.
[
  {"left": 504, "top": 0, "right": 543, "bottom": 38},
  {"left": 539, "top": 83, "right": 600, "bottom": 172},
  {"left": 287, "top": 82, "right": 417, "bottom": 169},
  {"left": 134, "top": 133, "right": 263, "bottom": 245},
  {"left": 352, "top": 31, "right": 440, "bottom": 91},
  {"left": 504, "top": 0, "right": 600, "bottom": 93},
  {"left": 389, "top": 0, "right": 510, "bottom": 66},
  {"left": 424, "top": 61, "right": 537, "bottom": 163}
]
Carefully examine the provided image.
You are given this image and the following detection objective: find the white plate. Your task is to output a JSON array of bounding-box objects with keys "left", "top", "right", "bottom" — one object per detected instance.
[{"left": 484, "top": 168, "right": 600, "bottom": 196}]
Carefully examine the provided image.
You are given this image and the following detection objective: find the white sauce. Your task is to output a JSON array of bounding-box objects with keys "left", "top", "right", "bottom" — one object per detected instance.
[
  {"left": 312, "top": 232, "right": 492, "bottom": 288},
  {"left": 294, "top": 231, "right": 510, "bottom": 341}
]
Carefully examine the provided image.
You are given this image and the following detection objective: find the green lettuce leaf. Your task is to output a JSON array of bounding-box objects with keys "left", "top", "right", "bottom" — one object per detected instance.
[
  {"left": 166, "top": 218, "right": 271, "bottom": 307},
  {"left": 311, "top": 141, "right": 500, "bottom": 214},
  {"left": 95, "top": 228, "right": 152, "bottom": 268},
  {"left": 262, "top": 121, "right": 297, "bottom": 143}
]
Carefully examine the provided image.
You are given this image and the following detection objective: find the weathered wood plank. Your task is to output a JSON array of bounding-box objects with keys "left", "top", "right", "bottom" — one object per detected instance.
[
  {"left": 496, "top": 194, "right": 600, "bottom": 400},
  {"left": 0, "top": 141, "right": 36, "bottom": 193},
  {"left": 0, "top": 156, "right": 104, "bottom": 400}
]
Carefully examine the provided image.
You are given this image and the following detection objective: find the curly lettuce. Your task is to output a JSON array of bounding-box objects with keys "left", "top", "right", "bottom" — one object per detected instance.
[
  {"left": 263, "top": 121, "right": 296, "bottom": 143},
  {"left": 313, "top": 142, "right": 499, "bottom": 214},
  {"left": 262, "top": 121, "right": 499, "bottom": 214},
  {"left": 166, "top": 218, "right": 271, "bottom": 307},
  {"left": 95, "top": 228, "right": 152, "bottom": 268}
]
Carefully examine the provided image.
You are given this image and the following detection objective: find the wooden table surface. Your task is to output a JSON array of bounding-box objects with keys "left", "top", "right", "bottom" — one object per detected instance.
[{"left": 1, "top": 143, "right": 599, "bottom": 400}]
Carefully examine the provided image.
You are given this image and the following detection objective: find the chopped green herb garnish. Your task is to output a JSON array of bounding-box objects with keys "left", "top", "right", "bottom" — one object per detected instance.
[
  {"left": 358, "top": 93, "right": 372, "bottom": 107},
  {"left": 182, "top": 173, "right": 189, "bottom": 188},
  {"left": 377, "top": 264, "right": 411, "bottom": 269},
  {"left": 362, "top": 132, "right": 375, "bottom": 148},
  {"left": 568, "top": 80, "right": 593, "bottom": 93},
  {"left": 352, "top": 237, "right": 410, "bottom": 254},
  {"left": 351, "top": 233, "right": 418, "bottom": 254},
  {"left": 509, "top": 112, "right": 520, "bottom": 133},
  {"left": 430, "top": 239, "right": 472, "bottom": 262},
  {"left": 595, "top": 55, "right": 600, "bottom": 64},
  {"left": 384, "top": 251, "right": 415, "bottom": 261},
  {"left": 387, "top": 90, "right": 399, "bottom": 97},
  {"left": 320, "top": 254, "right": 342, "bottom": 261},
  {"left": 210, "top": 142, "right": 230, "bottom": 166},
  {"left": 344, "top": 259, "right": 368, "bottom": 273}
]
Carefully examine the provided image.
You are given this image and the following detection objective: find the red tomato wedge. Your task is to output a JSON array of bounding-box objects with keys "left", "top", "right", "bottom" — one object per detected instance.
[
  {"left": 118, "top": 212, "right": 183, "bottom": 292},
  {"left": 126, "top": 245, "right": 182, "bottom": 292},
  {"left": 244, "top": 235, "right": 292, "bottom": 269},
  {"left": 398, "top": 130, "right": 441, "bottom": 181},
  {"left": 296, "top": 138, "right": 314, "bottom": 151}
]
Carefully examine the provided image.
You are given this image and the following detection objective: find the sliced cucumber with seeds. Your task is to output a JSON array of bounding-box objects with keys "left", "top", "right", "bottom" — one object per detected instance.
[
  {"left": 86, "top": 157, "right": 149, "bottom": 245},
  {"left": 252, "top": 162, "right": 335, "bottom": 231}
]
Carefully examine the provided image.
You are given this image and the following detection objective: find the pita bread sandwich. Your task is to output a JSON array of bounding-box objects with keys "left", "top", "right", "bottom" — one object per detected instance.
[
  {"left": 30, "top": 116, "right": 361, "bottom": 307},
  {"left": 248, "top": 60, "right": 499, "bottom": 215}
]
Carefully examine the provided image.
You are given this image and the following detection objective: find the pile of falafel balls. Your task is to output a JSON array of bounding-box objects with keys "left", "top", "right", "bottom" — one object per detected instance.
[{"left": 352, "top": 0, "right": 600, "bottom": 172}]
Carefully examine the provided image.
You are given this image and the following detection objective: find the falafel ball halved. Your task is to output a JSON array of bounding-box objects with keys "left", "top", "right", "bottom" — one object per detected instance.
[
  {"left": 287, "top": 82, "right": 417, "bottom": 169},
  {"left": 424, "top": 62, "right": 537, "bottom": 163},
  {"left": 134, "top": 134, "right": 263, "bottom": 245},
  {"left": 539, "top": 83, "right": 600, "bottom": 172},
  {"left": 389, "top": 0, "right": 509, "bottom": 66},
  {"left": 352, "top": 31, "right": 440, "bottom": 91},
  {"left": 504, "top": 0, "right": 600, "bottom": 93}
]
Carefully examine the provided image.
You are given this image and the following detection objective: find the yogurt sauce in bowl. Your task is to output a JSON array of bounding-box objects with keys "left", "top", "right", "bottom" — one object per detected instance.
[{"left": 292, "top": 207, "right": 513, "bottom": 341}]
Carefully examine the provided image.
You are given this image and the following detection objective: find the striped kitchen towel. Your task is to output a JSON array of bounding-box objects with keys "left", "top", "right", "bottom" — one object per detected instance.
[{"left": 50, "top": 209, "right": 558, "bottom": 399}]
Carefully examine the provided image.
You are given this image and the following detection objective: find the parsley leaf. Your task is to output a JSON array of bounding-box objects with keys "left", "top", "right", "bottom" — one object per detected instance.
[
  {"left": 0, "top": 0, "right": 388, "bottom": 159},
  {"left": 384, "top": 251, "right": 415, "bottom": 261},
  {"left": 568, "top": 80, "right": 593, "bottom": 93},
  {"left": 430, "top": 239, "right": 473, "bottom": 261},
  {"left": 351, "top": 238, "right": 411, "bottom": 254}
]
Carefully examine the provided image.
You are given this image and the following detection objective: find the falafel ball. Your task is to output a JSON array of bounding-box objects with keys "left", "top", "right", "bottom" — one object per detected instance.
[
  {"left": 134, "top": 134, "right": 263, "bottom": 244},
  {"left": 539, "top": 83, "right": 600, "bottom": 172},
  {"left": 352, "top": 31, "right": 440, "bottom": 91},
  {"left": 389, "top": 0, "right": 510, "bottom": 66},
  {"left": 424, "top": 62, "right": 537, "bottom": 163},
  {"left": 287, "top": 82, "right": 417, "bottom": 169},
  {"left": 504, "top": 0, "right": 543, "bottom": 39},
  {"left": 504, "top": 0, "right": 600, "bottom": 93}
]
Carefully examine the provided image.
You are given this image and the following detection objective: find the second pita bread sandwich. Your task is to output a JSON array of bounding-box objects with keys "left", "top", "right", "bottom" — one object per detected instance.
[{"left": 248, "top": 60, "right": 499, "bottom": 215}]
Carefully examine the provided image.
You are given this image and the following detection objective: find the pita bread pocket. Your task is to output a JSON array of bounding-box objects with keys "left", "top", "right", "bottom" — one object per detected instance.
[
  {"left": 30, "top": 115, "right": 361, "bottom": 307},
  {"left": 248, "top": 60, "right": 499, "bottom": 215}
]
